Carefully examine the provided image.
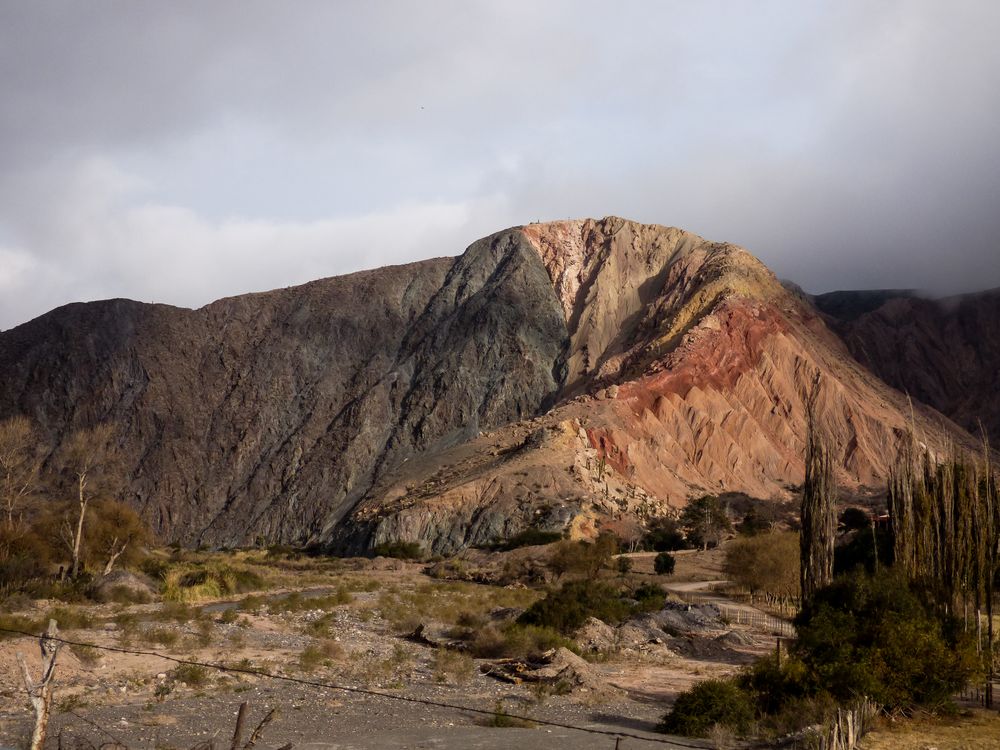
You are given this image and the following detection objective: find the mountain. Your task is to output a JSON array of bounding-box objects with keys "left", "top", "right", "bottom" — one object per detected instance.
[
  {"left": 815, "top": 288, "right": 1000, "bottom": 447},
  {"left": 0, "top": 218, "right": 983, "bottom": 552}
]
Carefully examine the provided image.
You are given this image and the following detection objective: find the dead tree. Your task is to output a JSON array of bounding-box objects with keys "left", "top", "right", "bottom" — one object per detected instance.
[
  {"left": 16, "top": 619, "right": 60, "bottom": 750},
  {"left": 60, "top": 424, "right": 116, "bottom": 579},
  {"left": 800, "top": 382, "right": 836, "bottom": 604}
]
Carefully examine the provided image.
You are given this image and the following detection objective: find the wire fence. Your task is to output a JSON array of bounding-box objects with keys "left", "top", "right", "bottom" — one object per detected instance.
[
  {"left": 0, "top": 625, "right": 710, "bottom": 749},
  {"left": 671, "top": 590, "right": 796, "bottom": 638}
]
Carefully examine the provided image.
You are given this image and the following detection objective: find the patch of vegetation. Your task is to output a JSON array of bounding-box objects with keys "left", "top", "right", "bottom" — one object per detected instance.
[
  {"left": 659, "top": 679, "right": 754, "bottom": 738},
  {"left": 373, "top": 579, "right": 538, "bottom": 633},
  {"left": 45, "top": 606, "right": 94, "bottom": 630},
  {"left": 0, "top": 612, "right": 44, "bottom": 641},
  {"left": 432, "top": 649, "right": 474, "bottom": 683},
  {"left": 723, "top": 531, "right": 798, "bottom": 605},
  {"left": 653, "top": 552, "right": 675, "bottom": 575},
  {"left": 793, "top": 570, "right": 978, "bottom": 708},
  {"left": 268, "top": 588, "right": 352, "bottom": 615},
  {"left": 298, "top": 639, "right": 343, "bottom": 672},
  {"left": 143, "top": 626, "right": 180, "bottom": 648},
  {"left": 462, "top": 622, "right": 578, "bottom": 660},
  {"left": 487, "top": 529, "right": 563, "bottom": 551},
  {"left": 69, "top": 643, "right": 101, "bottom": 667},
  {"left": 373, "top": 541, "right": 425, "bottom": 560},
  {"left": 96, "top": 584, "right": 152, "bottom": 605},
  {"left": 679, "top": 495, "right": 733, "bottom": 550},
  {"left": 660, "top": 571, "right": 980, "bottom": 740},
  {"left": 162, "top": 564, "right": 268, "bottom": 602},
  {"left": 481, "top": 701, "right": 535, "bottom": 728},
  {"left": 171, "top": 663, "right": 209, "bottom": 687},
  {"left": 833, "top": 525, "right": 893, "bottom": 576},
  {"left": 546, "top": 533, "right": 619, "bottom": 581},
  {"left": 643, "top": 516, "right": 688, "bottom": 552},
  {"left": 517, "top": 580, "right": 662, "bottom": 635}
]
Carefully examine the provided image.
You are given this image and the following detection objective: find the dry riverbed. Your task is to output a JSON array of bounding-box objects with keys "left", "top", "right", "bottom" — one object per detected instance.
[{"left": 0, "top": 550, "right": 776, "bottom": 749}]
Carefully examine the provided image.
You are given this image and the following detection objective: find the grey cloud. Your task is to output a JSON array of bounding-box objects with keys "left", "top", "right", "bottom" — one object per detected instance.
[{"left": 1, "top": 1, "right": 999, "bottom": 329}]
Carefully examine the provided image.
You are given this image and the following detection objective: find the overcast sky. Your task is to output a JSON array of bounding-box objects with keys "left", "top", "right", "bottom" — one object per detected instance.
[{"left": 1, "top": 1, "right": 998, "bottom": 329}]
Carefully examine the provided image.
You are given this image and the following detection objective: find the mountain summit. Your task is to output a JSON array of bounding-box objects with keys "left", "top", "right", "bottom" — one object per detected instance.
[{"left": 0, "top": 218, "right": 985, "bottom": 551}]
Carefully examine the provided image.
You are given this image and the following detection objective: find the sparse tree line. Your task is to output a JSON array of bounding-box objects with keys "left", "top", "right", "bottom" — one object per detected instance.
[
  {"left": 0, "top": 416, "right": 150, "bottom": 595},
  {"left": 661, "top": 386, "right": 1000, "bottom": 742}
]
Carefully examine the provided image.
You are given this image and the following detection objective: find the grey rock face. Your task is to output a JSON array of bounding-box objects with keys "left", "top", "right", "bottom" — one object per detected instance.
[{"left": 0, "top": 230, "right": 568, "bottom": 547}]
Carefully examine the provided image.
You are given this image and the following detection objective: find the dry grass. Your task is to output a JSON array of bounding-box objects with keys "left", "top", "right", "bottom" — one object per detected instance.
[
  {"left": 860, "top": 710, "right": 1000, "bottom": 750},
  {"left": 371, "top": 579, "right": 539, "bottom": 633}
]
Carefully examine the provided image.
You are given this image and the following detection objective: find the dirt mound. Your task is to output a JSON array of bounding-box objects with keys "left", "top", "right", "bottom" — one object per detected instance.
[
  {"left": 715, "top": 629, "right": 755, "bottom": 647},
  {"left": 575, "top": 617, "right": 617, "bottom": 653},
  {"left": 91, "top": 570, "right": 157, "bottom": 602}
]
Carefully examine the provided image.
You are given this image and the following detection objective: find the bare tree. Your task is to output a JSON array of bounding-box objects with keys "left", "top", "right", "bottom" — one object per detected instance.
[
  {"left": 61, "top": 424, "right": 117, "bottom": 579},
  {"left": 17, "top": 619, "right": 60, "bottom": 750},
  {"left": 0, "top": 416, "right": 41, "bottom": 530}
]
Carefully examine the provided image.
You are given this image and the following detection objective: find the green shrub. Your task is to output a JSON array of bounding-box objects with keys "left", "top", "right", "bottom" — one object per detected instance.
[
  {"left": 517, "top": 580, "right": 631, "bottom": 634},
  {"left": 546, "top": 534, "right": 618, "bottom": 580},
  {"left": 172, "top": 663, "right": 209, "bottom": 686},
  {"left": 373, "top": 541, "right": 425, "bottom": 560},
  {"left": 466, "top": 623, "right": 578, "bottom": 659},
  {"left": 793, "top": 570, "right": 979, "bottom": 709},
  {"left": 616, "top": 556, "right": 633, "bottom": 576},
  {"left": 643, "top": 517, "right": 688, "bottom": 552},
  {"left": 493, "top": 529, "right": 563, "bottom": 551},
  {"left": 659, "top": 678, "right": 754, "bottom": 737},
  {"left": 653, "top": 552, "right": 676, "bottom": 575},
  {"left": 631, "top": 582, "right": 666, "bottom": 612},
  {"left": 833, "top": 526, "right": 893, "bottom": 576}
]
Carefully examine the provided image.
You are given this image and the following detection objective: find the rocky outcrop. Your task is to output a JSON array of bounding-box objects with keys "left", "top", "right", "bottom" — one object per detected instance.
[
  {"left": 337, "top": 220, "right": 978, "bottom": 553},
  {"left": 0, "top": 218, "right": 988, "bottom": 552}
]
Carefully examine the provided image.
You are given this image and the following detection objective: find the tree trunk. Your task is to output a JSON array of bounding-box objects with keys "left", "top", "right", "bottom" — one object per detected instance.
[
  {"left": 70, "top": 473, "right": 87, "bottom": 578},
  {"left": 17, "top": 619, "right": 60, "bottom": 750},
  {"left": 103, "top": 537, "right": 127, "bottom": 576}
]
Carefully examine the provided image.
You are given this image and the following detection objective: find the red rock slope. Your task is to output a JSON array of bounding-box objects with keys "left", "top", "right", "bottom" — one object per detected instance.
[{"left": 338, "top": 218, "right": 976, "bottom": 553}]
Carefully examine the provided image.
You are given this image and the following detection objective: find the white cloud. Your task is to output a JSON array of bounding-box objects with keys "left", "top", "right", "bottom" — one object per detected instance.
[{"left": 0, "top": 158, "right": 516, "bottom": 328}]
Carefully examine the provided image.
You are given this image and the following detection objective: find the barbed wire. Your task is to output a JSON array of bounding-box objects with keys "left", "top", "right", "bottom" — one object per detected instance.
[{"left": 1, "top": 625, "right": 714, "bottom": 748}]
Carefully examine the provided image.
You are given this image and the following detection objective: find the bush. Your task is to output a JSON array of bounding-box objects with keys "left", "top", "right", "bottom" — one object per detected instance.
[
  {"left": 465, "top": 623, "right": 578, "bottom": 660},
  {"left": 653, "top": 552, "right": 675, "bottom": 575},
  {"left": 616, "top": 556, "right": 633, "bottom": 576},
  {"left": 793, "top": 570, "right": 979, "bottom": 709},
  {"left": 833, "top": 526, "right": 893, "bottom": 576},
  {"left": 631, "top": 582, "right": 666, "bottom": 612},
  {"left": 644, "top": 517, "right": 688, "bottom": 552},
  {"left": 517, "top": 580, "right": 631, "bottom": 634},
  {"left": 373, "top": 541, "right": 425, "bottom": 560},
  {"left": 659, "top": 678, "right": 754, "bottom": 737},
  {"left": 546, "top": 533, "right": 618, "bottom": 580},
  {"left": 723, "top": 532, "right": 798, "bottom": 601},
  {"left": 492, "top": 529, "right": 562, "bottom": 551},
  {"left": 172, "top": 663, "right": 209, "bottom": 687},
  {"left": 162, "top": 564, "right": 267, "bottom": 602}
]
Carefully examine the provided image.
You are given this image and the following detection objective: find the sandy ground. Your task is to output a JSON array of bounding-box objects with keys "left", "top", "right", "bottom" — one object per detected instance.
[{"left": 0, "top": 553, "right": 762, "bottom": 749}]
